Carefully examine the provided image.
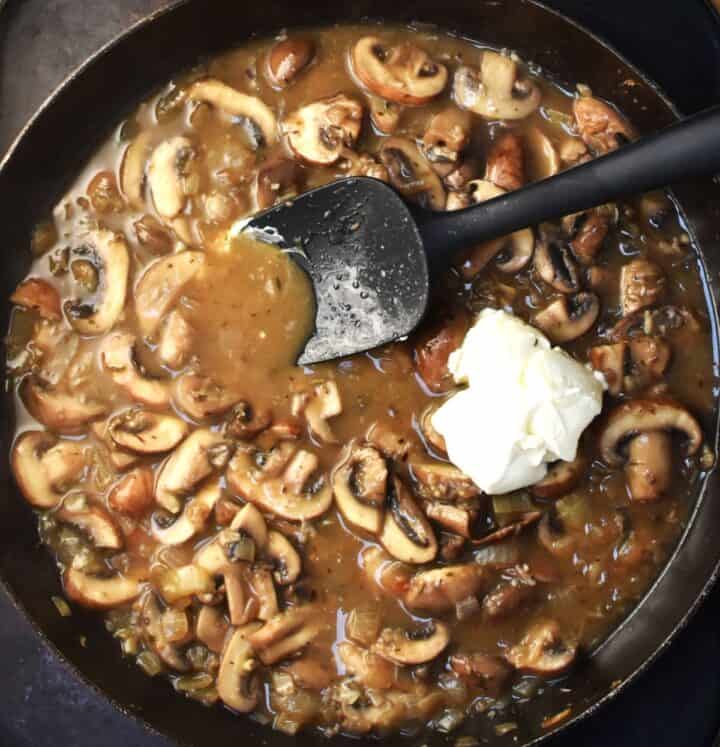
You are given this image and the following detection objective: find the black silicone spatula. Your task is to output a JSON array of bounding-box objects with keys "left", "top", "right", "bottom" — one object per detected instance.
[{"left": 244, "top": 105, "right": 720, "bottom": 365}]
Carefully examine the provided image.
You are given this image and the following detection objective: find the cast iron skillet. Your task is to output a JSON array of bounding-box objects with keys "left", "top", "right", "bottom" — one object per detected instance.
[{"left": 0, "top": 1, "right": 719, "bottom": 745}]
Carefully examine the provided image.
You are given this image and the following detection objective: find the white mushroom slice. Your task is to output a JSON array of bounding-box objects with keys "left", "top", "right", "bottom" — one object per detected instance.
[
  {"left": 157, "top": 310, "right": 194, "bottom": 369},
  {"left": 620, "top": 258, "right": 666, "bottom": 316},
  {"left": 155, "top": 429, "right": 231, "bottom": 513},
  {"left": 247, "top": 605, "right": 322, "bottom": 665},
  {"left": 90, "top": 421, "right": 140, "bottom": 471},
  {"left": 533, "top": 292, "right": 600, "bottom": 344},
  {"left": 188, "top": 78, "right": 278, "bottom": 146},
  {"left": 12, "top": 431, "right": 86, "bottom": 508},
  {"left": 248, "top": 566, "right": 278, "bottom": 621},
  {"left": 226, "top": 448, "right": 333, "bottom": 522},
  {"left": 196, "top": 606, "right": 229, "bottom": 654},
  {"left": 230, "top": 503, "right": 268, "bottom": 550},
  {"left": 147, "top": 136, "right": 197, "bottom": 219},
  {"left": 352, "top": 37, "right": 448, "bottom": 105},
  {"left": 173, "top": 374, "right": 240, "bottom": 421},
  {"left": 404, "top": 564, "right": 488, "bottom": 613},
  {"left": 134, "top": 251, "right": 206, "bottom": 338},
  {"left": 120, "top": 130, "right": 154, "bottom": 207},
  {"left": 57, "top": 496, "right": 124, "bottom": 550},
  {"left": 194, "top": 528, "right": 255, "bottom": 575},
  {"left": 379, "top": 137, "right": 446, "bottom": 210},
  {"left": 64, "top": 568, "right": 141, "bottom": 609},
  {"left": 108, "top": 467, "right": 154, "bottom": 516},
  {"left": 152, "top": 481, "right": 222, "bottom": 545},
  {"left": 422, "top": 107, "right": 471, "bottom": 165},
  {"left": 373, "top": 622, "right": 450, "bottom": 665},
  {"left": 411, "top": 462, "right": 480, "bottom": 502},
  {"left": 217, "top": 622, "right": 263, "bottom": 713},
  {"left": 454, "top": 52, "right": 541, "bottom": 120},
  {"left": 100, "top": 332, "right": 170, "bottom": 407},
  {"left": 283, "top": 95, "right": 363, "bottom": 166},
  {"left": 21, "top": 377, "right": 107, "bottom": 434},
  {"left": 64, "top": 229, "right": 129, "bottom": 336},
  {"left": 367, "top": 96, "right": 402, "bottom": 134},
  {"left": 379, "top": 476, "right": 437, "bottom": 564},
  {"left": 332, "top": 444, "right": 388, "bottom": 534},
  {"left": 505, "top": 620, "right": 577, "bottom": 674},
  {"left": 525, "top": 127, "right": 560, "bottom": 180},
  {"left": 265, "top": 530, "right": 301, "bottom": 586},
  {"left": 108, "top": 409, "right": 188, "bottom": 454},
  {"left": 298, "top": 380, "right": 343, "bottom": 444}
]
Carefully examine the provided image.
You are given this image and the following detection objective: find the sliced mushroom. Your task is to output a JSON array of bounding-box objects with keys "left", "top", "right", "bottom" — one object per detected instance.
[
  {"left": 332, "top": 444, "right": 388, "bottom": 534},
  {"left": 196, "top": 605, "right": 229, "bottom": 653},
  {"left": 422, "top": 108, "right": 472, "bottom": 166},
  {"left": 482, "top": 571, "right": 536, "bottom": 620},
  {"left": 562, "top": 207, "right": 611, "bottom": 265},
  {"left": 525, "top": 127, "right": 560, "bottom": 181},
  {"left": 449, "top": 653, "right": 512, "bottom": 693},
  {"left": 485, "top": 131, "right": 524, "bottom": 191},
  {"left": 411, "top": 462, "right": 480, "bottom": 502},
  {"left": 531, "top": 452, "right": 586, "bottom": 500},
  {"left": 573, "top": 95, "right": 635, "bottom": 155},
  {"left": 404, "top": 564, "right": 488, "bottom": 613},
  {"left": 283, "top": 651, "right": 335, "bottom": 691},
  {"left": 351, "top": 36, "right": 447, "bottom": 105},
  {"left": 300, "top": 380, "right": 343, "bottom": 444},
  {"left": 373, "top": 621, "right": 450, "bottom": 665},
  {"left": 120, "top": 130, "right": 153, "bottom": 207},
  {"left": 157, "top": 563, "right": 215, "bottom": 604},
  {"left": 424, "top": 502, "right": 473, "bottom": 538},
  {"left": 460, "top": 228, "right": 534, "bottom": 278},
  {"left": 266, "top": 530, "right": 301, "bottom": 586},
  {"left": 247, "top": 605, "right": 322, "bottom": 665},
  {"left": 473, "top": 512, "right": 542, "bottom": 546},
  {"left": 64, "top": 229, "right": 129, "bottom": 335},
  {"left": 64, "top": 567, "right": 141, "bottom": 609},
  {"left": 173, "top": 374, "right": 240, "bottom": 421},
  {"left": 155, "top": 429, "right": 231, "bottom": 513},
  {"left": 626, "top": 431, "right": 673, "bottom": 501},
  {"left": 454, "top": 52, "right": 541, "bottom": 120},
  {"left": 224, "top": 401, "right": 273, "bottom": 441},
  {"left": 147, "top": 136, "right": 197, "bottom": 220},
  {"left": 379, "top": 137, "right": 445, "bottom": 210},
  {"left": 367, "top": 96, "right": 402, "bottom": 134},
  {"left": 188, "top": 78, "right": 278, "bottom": 146},
  {"left": 108, "top": 409, "right": 188, "bottom": 454},
  {"left": 628, "top": 336, "right": 671, "bottom": 383},
  {"left": 227, "top": 447, "right": 333, "bottom": 522},
  {"left": 505, "top": 620, "right": 577, "bottom": 674},
  {"left": 366, "top": 422, "right": 412, "bottom": 461},
  {"left": 12, "top": 431, "right": 86, "bottom": 508},
  {"left": 413, "top": 308, "right": 468, "bottom": 393},
  {"left": 533, "top": 292, "right": 600, "bottom": 343},
  {"left": 254, "top": 158, "right": 302, "bottom": 210},
  {"left": 379, "top": 476, "right": 437, "bottom": 564},
  {"left": 266, "top": 38, "right": 315, "bottom": 88},
  {"left": 10, "top": 278, "right": 62, "bottom": 320},
  {"left": 337, "top": 641, "right": 397, "bottom": 690},
  {"left": 157, "top": 310, "right": 194, "bottom": 369},
  {"left": 108, "top": 467, "right": 154, "bottom": 516},
  {"left": 141, "top": 592, "right": 189, "bottom": 671},
  {"left": 21, "top": 377, "right": 107, "bottom": 434},
  {"left": 248, "top": 566, "right": 278, "bottom": 622},
  {"left": 589, "top": 342, "right": 626, "bottom": 396},
  {"left": 337, "top": 150, "right": 390, "bottom": 181},
  {"left": 534, "top": 237, "right": 581, "bottom": 294},
  {"left": 283, "top": 95, "right": 363, "bottom": 166},
  {"left": 152, "top": 481, "right": 221, "bottom": 545},
  {"left": 100, "top": 332, "right": 170, "bottom": 407},
  {"left": 217, "top": 622, "right": 263, "bottom": 713},
  {"left": 57, "top": 495, "right": 123, "bottom": 550},
  {"left": 620, "top": 258, "right": 666, "bottom": 315}
]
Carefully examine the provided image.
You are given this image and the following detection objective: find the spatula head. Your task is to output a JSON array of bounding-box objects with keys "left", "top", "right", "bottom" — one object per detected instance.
[{"left": 243, "top": 177, "right": 429, "bottom": 365}]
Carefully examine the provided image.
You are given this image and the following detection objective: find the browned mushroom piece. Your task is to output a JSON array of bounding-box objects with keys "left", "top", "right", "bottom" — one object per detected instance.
[
  {"left": 64, "top": 568, "right": 141, "bottom": 610},
  {"left": 628, "top": 336, "right": 671, "bottom": 382},
  {"left": 379, "top": 137, "right": 446, "bottom": 210},
  {"left": 411, "top": 462, "right": 480, "bottom": 502},
  {"left": 373, "top": 621, "right": 450, "bottom": 665},
  {"left": 422, "top": 108, "right": 472, "bottom": 169},
  {"left": 404, "top": 564, "right": 489, "bottom": 613},
  {"left": 413, "top": 308, "right": 468, "bottom": 393},
  {"left": 534, "top": 236, "right": 581, "bottom": 294},
  {"left": 223, "top": 401, "right": 273, "bottom": 440},
  {"left": 282, "top": 650, "right": 336, "bottom": 691},
  {"left": 482, "top": 568, "right": 536, "bottom": 621},
  {"left": 254, "top": 158, "right": 303, "bottom": 210},
  {"left": 620, "top": 258, "right": 666, "bottom": 315},
  {"left": 531, "top": 452, "right": 586, "bottom": 500},
  {"left": 196, "top": 605, "right": 229, "bottom": 653},
  {"left": 472, "top": 512, "right": 542, "bottom": 546},
  {"left": 10, "top": 278, "right": 62, "bottom": 320},
  {"left": 333, "top": 444, "right": 388, "bottom": 534},
  {"left": 588, "top": 342, "right": 626, "bottom": 396},
  {"left": 173, "top": 374, "right": 240, "bottom": 421},
  {"left": 485, "top": 131, "right": 525, "bottom": 192},
  {"left": 247, "top": 605, "right": 323, "bottom": 665},
  {"left": 599, "top": 398, "right": 702, "bottom": 501},
  {"left": 108, "top": 409, "right": 189, "bottom": 455},
  {"left": 533, "top": 292, "right": 600, "bottom": 344},
  {"left": 21, "top": 377, "right": 107, "bottom": 435},
  {"left": 266, "top": 38, "right": 315, "bottom": 88},
  {"left": 573, "top": 95, "right": 636, "bottom": 155},
  {"left": 505, "top": 620, "right": 578, "bottom": 674},
  {"left": 337, "top": 150, "right": 390, "bottom": 181},
  {"left": 367, "top": 96, "right": 403, "bottom": 134},
  {"left": 57, "top": 494, "right": 124, "bottom": 550},
  {"left": 459, "top": 228, "right": 535, "bottom": 278},
  {"left": 351, "top": 36, "right": 448, "bottom": 105},
  {"left": 337, "top": 641, "right": 397, "bottom": 690},
  {"left": 562, "top": 207, "right": 612, "bottom": 265},
  {"left": 453, "top": 52, "right": 541, "bottom": 120},
  {"left": 424, "top": 503, "right": 473, "bottom": 538},
  {"left": 108, "top": 467, "right": 155, "bottom": 516},
  {"left": 449, "top": 653, "right": 512, "bottom": 694},
  {"left": 157, "top": 310, "right": 194, "bottom": 369},
  {"left": 217, "top": 622, "right": 262, "bottom": 712},
  {"left": 283, "top": 95, "right": 363, "bottom": 166}
]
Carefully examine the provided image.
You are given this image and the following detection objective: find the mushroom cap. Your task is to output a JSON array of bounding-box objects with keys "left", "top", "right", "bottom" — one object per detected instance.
[
  {"left": 173, "top": 374, "right": 240, "bottom": 422},
  {"left": 599, "top": 397, "right": 703, "bottom": 466},
  {"left": 266, "top": 38, "right": 315, "bottom": 88},
  {"left": 147, "top": 136, "right": 196, "bottom": 219},
  {"left": 573, "top": 95, "right": 636, "bottom": 155},
  {"left": 64, "top": 568, "right": 141, "bottom": 609},
  {"left": 505, "top": 620, "right": 577, "bottom": 675},
  {"left": 533, "top": 292, "right": 600, "bottom": 344},
  {"left": 57, "top": 497, "right": 124, "bottom": 550},
  {"left": 534, "top": 236, "right": 581, "bottom": 294},
  {"left": 404, "top": 564, "right": 488, "bottom": 613},
  {"left": 332, "top": 443, "right": 387, "bottom": 535},
  {"left": 152, "top": 481, "right": 222, "bottom": 546},
  {"left": 109, "top": 409, "right": 189, "bottom": 454},
  {"left": 352, "top": 36, "right": 448, "bottom": 106},
  {"left": 379, "top": 476, "right": 437, "bottom": 564},
  {"left": 21, "top": 377, "right": 107, "bottom": 434},
  {"left": 379, "top": 137, "right": 446, "bottom": 210},
  {"left": 217, "top": 622, "right": 263, "bottom": 712},
  {"left": 373, "top": 621, "right": 450, "bottom": 665}
]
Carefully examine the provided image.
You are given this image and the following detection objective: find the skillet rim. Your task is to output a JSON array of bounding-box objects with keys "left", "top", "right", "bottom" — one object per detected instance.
[{"left": 0, "top": 1, "right": 718, "bottom": 745}]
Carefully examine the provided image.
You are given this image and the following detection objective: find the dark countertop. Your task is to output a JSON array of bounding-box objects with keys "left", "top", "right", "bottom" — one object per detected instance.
[{"left": 1, "top": 2, "right": 719, "bottom": 746}]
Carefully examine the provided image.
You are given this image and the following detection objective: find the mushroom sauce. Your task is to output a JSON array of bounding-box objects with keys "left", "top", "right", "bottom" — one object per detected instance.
[{"left": 6, "top": 24, "right": 717, "bottom": 738}]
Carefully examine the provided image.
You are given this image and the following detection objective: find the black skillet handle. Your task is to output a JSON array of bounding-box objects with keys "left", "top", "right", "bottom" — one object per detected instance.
[{"left": 415, "top": 104, "right": 720, "bottom": 266}]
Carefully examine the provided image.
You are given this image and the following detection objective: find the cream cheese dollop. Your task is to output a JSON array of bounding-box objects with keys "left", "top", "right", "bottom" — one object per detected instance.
[{"left": 432, "top": 308, "right": 605, "bottom": 494}]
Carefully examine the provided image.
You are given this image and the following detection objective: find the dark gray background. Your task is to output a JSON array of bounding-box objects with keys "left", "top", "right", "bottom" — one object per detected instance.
[{"left": 1, "top": 1, "right": 719, "bottom": 746}]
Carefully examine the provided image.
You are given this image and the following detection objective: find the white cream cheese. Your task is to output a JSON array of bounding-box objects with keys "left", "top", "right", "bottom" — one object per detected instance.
[{"left": 432, "top": 308, "right": 605, "bottom": 494}]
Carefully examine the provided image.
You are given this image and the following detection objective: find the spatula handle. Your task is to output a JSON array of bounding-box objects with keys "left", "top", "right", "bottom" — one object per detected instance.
[{"left": 415, "top": 104, "right": 720, "bottom": 266}]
